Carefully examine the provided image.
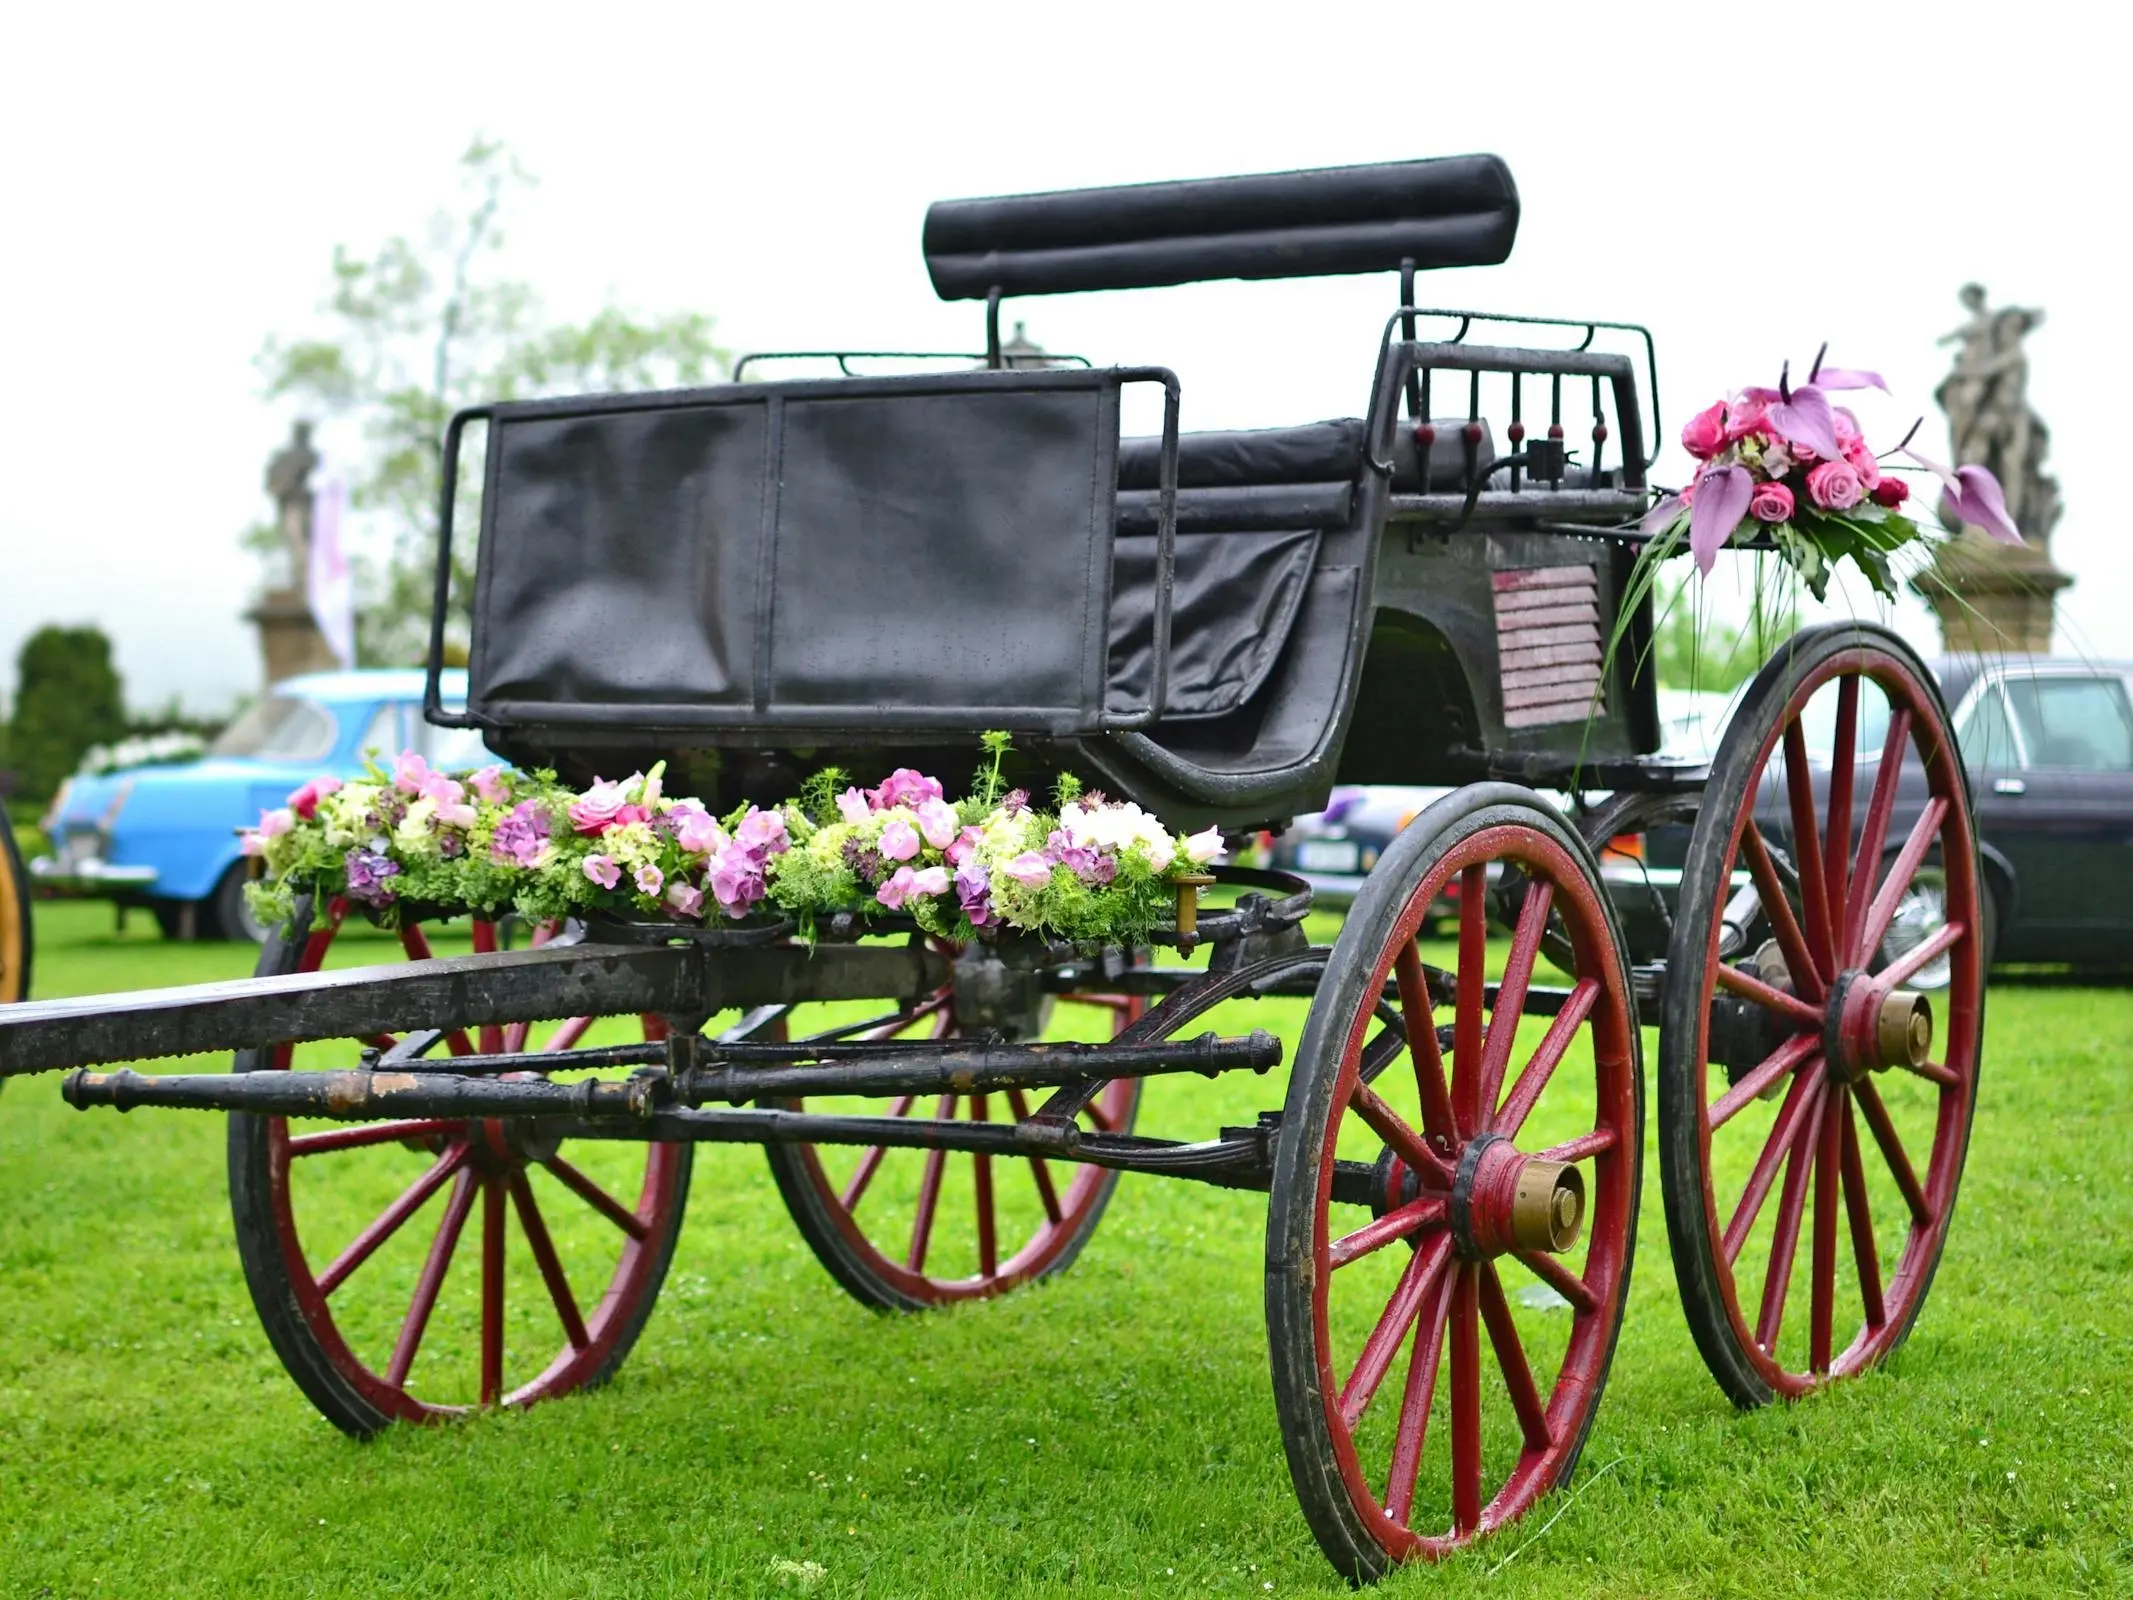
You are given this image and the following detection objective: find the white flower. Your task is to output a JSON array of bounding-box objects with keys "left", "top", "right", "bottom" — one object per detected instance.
[{"left": 1184, "top": 825, "right": 1224, "bottom": 865}]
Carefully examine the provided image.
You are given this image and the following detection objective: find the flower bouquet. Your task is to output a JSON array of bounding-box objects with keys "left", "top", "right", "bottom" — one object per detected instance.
[
  {"left": 1639, "top": 347, "right": 2021, "bottom": 601},
  {"left": 241, "top": 736, "right": 1226, "bottom": 950}
]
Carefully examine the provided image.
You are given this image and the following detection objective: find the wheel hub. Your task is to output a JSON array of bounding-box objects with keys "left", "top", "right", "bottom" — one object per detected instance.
[
  {"left": 1447, "top": 1132, "right": 1584, "bottom": 1259},
  {"left": 1825, "top": 971, "right": 1932, "bottom": 1083}
]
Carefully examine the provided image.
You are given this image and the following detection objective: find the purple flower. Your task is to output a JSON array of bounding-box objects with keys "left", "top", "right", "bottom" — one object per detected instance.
[
  {"left": 955, "top": 858, "right": 994, "bottom": 926},
  {"left": 869, "top": 768, "right": 945, "bottom": 811},
  {"left": 1047, "top": 829, "right": 1114, "bottom": 885},
  {"left": 709, "top": 851, "right": 765, "bottom": 919},
  {"left": 842, "top": 836, "right": 885, "bottom": 884},
  {"left": 1687, "top": 465, "right": 1756, "bottom": 575},
  {"left": 583, "top": 855, "right": 622, "bottom": 891},
  {"left": 1001, "top": 788, "right": 1030, "bottom": 815},
  {"left": 491, "top": 801, "right": 553, "bottom": 869},
  {"left": 344, "top": 848, "right": 401, "bottom": 906},
  {"left": 1902, "top": 447, "right": 2023, "bottom": 545},
  {"left": 879, "top": 818, "right": 921, "bottom": 862}
]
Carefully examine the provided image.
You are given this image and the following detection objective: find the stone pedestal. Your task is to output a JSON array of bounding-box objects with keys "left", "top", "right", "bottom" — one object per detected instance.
[
  {"left": 1911, "top": 533, "right": 2073, "bottom": 655},
  {"left": 247, "top": 587, "right": 341, "bottom": 686}
]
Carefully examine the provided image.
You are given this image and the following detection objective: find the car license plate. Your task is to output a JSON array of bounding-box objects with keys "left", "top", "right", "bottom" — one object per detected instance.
[{"left": 1296, "top": 839, "right": 1361, "bottom": 874}]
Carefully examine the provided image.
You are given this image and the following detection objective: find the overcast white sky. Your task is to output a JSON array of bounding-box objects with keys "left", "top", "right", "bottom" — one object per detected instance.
[{"left": 2, "top": 1, "right": 2125, "bottom": 714}]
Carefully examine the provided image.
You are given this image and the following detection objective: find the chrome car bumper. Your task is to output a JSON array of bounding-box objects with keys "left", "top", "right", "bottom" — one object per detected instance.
[{"left": 29, "top": 855, "right": 159, "bottom": 895}]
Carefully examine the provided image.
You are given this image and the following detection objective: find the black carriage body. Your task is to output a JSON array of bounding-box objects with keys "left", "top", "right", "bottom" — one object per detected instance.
[{"left": 432, "top": 152, "right": 1664, "bottom": 830}]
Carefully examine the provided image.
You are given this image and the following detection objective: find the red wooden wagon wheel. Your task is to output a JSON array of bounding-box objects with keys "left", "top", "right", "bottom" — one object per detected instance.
[
  {"left": 227, "top": 898, "right": 692, "bottom": 1435},
  {"left": 1658, "top": 623, "right": 1984, "bottom": 1408},
  {"left": 762, "top": 946, "right": 1143, "bottom": 1311},
  {"left": 1267, "top": 785, "right": 1641, "bottom": 1581}
]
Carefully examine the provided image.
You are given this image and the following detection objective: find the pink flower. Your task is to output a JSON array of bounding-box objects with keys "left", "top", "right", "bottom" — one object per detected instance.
[
  {"left": 613, "top": 803, "right": 652, "bottom": 830},
  {"left": 1184, "top": 826, "right": 1224, "bottom": 865},
  {"left": 668, "top": 801, "right": 727, "bottom": 856},
  {"left": 915, "top": 797, "right": 960, "bottom": 850},
  {"left": 1805, "top": 459, "right": 1864, "bottom": 512},
  {"left": 911, "top": 865, "right": 949, "bottom": 897},
  {"left": 1832, "top": 406, "right": 1863, "bottom": 448},
  {"left": 869, "top": 768, "right": 944, "bottom": 810},
  {"left": 878, "top": 818, "right": 921, "bottom": 862},
  {"left": 258, "top": 807, "right": 293, "bottom": 839},
  {"left": 419, "top": 773, "right": 476, "bottom": 829},
  {"left": 637, "top": 768, "right": 662, "bottom": 808},
  {"left": 666, "top": 880, "right": 704, "bottom": 918},
  {"left": 734, "top": 807, "right": 789, "bottom": 858},
  {"left": 568, "top": 778, "right": 631, "bottom": 836},
  {"left": 286, "top": 775, "right": 342, "bottom": 819},
  {"left": 946, "top": 825, "right": 982, "bottom": 865},
  {"left": 875, "top": 864, "right": 948, "bottom": 909},
  {"left": 837, "top": 787, "right": 871, "bottom": 824},
  {"left": 1680, "top": 402, "right": 1727, "bottom": 460},
  {"left": 1871, "top": 476, "right": 1910, "bottom": 508},
  {"left": 1722, "top": 391, "right": 1772, "bottom": 443},
  {"left": 583, "top": 854, "right": 622, "bottom": 891},
  {"left": 391, "top": 750, "right": 432, "bottom": 796},
  {"left": 1003, "top": 851, "right": 1053, "bottom": 888},
  {"left": 709, "top": 854, "right": 765, "bottom": 917},
  {"left": 1748, "top": 481, "right": 1795, "bottom": 523},
  {"left": 469, "top": 765, "right": 509, "bottom": 804},
  {"left": 634, "top": 864, "right": 664, "bottom": 897},
  {"left": 1843, "top": 437, "right": 1881, "bottom": 489}
]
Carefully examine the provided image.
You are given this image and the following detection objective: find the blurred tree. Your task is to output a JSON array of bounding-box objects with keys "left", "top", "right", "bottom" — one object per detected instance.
[
  {"left": 258, "top": 138, "right": 729, "bottom": 663},
  {"left": 8, "top": 625, "right": 127, "bottom": 805}
]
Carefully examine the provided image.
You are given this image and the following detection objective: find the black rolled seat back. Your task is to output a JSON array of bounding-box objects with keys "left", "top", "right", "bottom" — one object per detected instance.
[
  {"left": 923, "top": 155, "right": 1518, "bottom": 300},
  {"left": 461, "top": 368, "right": 1159, "bottom": 742}
]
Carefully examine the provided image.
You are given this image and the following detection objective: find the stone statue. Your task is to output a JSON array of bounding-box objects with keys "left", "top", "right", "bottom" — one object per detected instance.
[
  {"left": 264, "top": 420, "right": 320, "bottom": 586},
  {"left": 1935, "top": 284, "right": 2061, "bottom": 549}
]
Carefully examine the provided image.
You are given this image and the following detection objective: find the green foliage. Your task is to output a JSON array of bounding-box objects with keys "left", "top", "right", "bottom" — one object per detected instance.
[
  {"left": 5, "top": 625, "right": 127, "bottom": 805},
  {"left": 259, "top": 137, "right": 730, "bottom": 664},
  {"left": 1651, "top": 577, "right": 1801, "bottom": 695}
]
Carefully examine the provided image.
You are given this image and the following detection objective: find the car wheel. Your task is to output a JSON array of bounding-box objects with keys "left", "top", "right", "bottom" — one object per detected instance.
[
  {"left": 1879, "top": 863, "right": 1997, "bottom": 990},
  {"left": 210, "top": 861, "right": 272, "bottom": 944}
]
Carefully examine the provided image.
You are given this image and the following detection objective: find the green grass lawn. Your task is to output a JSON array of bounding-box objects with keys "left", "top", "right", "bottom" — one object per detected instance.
[{"left": 2, "top": 899, "right": 2130, "bottom": 1597}]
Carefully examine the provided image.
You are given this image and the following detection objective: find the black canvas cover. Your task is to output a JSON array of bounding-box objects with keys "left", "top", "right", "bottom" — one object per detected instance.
[{"left": 467, "top": 370, "right": 1129, "bottom": 736}]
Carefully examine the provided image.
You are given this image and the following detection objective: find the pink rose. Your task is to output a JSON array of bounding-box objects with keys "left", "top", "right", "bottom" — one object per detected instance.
[
  {"left": 1843, "top": 437, "right": 1881, "bottom": 489},
  {"left": 1748, "top": 481, "right": 1795, "bottom": 523},
  {"left": 634, "top": 863, "right": 664, "bottom": 897},
  {"left": 568, "top": 778, "right": 631, "bottom": 836},
  {"left": 286, "top": 775, "right": 342, "bottom": 819},
  {"left": 1805, "top": 459, "right": 1864, "bottom": 512},
  {"left": 1832, "top": 406, "right": 1863, "bottom": 448},
  {"left": 1680, "top": 402, "right": 1727, "bottom": 460},
  {"left": 665, "top": 880, "right": 705, "bottom": 918},
  {"left": 1723, "top": 392, "right": 1771, "bottom": 443},
  {"left": 1871, "top": 476, "right": 1910, "bottom": 508},
  {"left": 878, "top": 818, "right": 921, "bottom": 862},
  {"left": 1003, "top": 851, "right": 1053, "bottom": 888},
  {"left": 582, "top": 854, "right": 622, "bottom": 891},
  {"left": 915, "top": 797, "right": 960, "bottom": 850},
  {"left": 391, "top": 750, "right": 433, "bottom": 796},
  {"left": 1185, "top": 826, "right": 1225, "bottom": 865},
  {"left": 469, "top": 765, "right": 509, "bottom": 804},
  {"left": 612, "top": 803, "right": 652, "bottom": 830}
]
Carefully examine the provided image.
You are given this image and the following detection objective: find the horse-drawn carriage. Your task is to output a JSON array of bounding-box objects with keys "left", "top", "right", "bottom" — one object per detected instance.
[{"left": 0, "top": 154, "right": 1981, "bottom": 1581}]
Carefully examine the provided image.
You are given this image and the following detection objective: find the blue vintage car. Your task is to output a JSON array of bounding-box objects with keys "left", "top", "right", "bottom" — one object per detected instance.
[{"left": 33, "top": 669, "right": 492, "bottom": 941}]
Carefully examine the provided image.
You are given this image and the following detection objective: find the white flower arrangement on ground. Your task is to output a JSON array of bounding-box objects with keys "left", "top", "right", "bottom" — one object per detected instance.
[{"left": 242, "top": 735, "right": 1224, "bottom": 947}]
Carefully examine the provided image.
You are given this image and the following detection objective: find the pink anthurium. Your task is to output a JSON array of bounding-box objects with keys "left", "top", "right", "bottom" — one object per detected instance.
[
  {"left": 1901, "top": 447, "right": 2023, "bottom": 544},
  {"left": 1731, "top": 348, "right": 1886, "bottom": 464},
  {"left": 1689, "top": 465, "right": 1755, "bottom": 574}
]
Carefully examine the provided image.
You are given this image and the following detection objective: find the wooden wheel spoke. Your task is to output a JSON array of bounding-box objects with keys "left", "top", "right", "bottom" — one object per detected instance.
[
  {"left": 1449, "top": 1265, "right": 1483, "bottom": 1533},
  {"left": 1492, "top": 979, "right": 1598, "bottom": 1139},
  {"left": 1533, "top": 1127, "right": 1614, "bottom": 1165},
  {"left": 1006, "top": 1088, "right": 1064, "bottom": 1224},
  {"left": 905, "top": 1095, "right": 955, "bottom": 1272},
  {"left": 1839, "top": 1093, "right": 1888, "bottom": 1327},
  {"left": 1878, "top": 920, "right": 1965, "bottom": 992},
  {"left": 840, "top": 1095, "right": 917, "bottom": 1212},
  {"left": 1511, "top": 1248, "right": 1596, "bottom": 1315},
  {"left": 1755, "top": 1089, "right": 1821, "bottom": 1355},
  {"left": 1780, "top": 723, "right": 1838, "bottom": 973},
  {"left": 972, "top": 1094, "right": 998, "bottom": 1279},
  {"left": 1479, "top": 1260, "right": 1551, "bottom": 1451},
  {"left": 316, "top": 1142, "right": 469, "bottom": 1296},
  {"left": 1081, "top": 1098, "right": 1116, "bottom": 1134},
  {"left": 1330, "top": 1196, "right": 1448, "bottom": 1271},
  {"left": 1824, "top": 676, "right": 1860, "bottom": 923},
  {"left": 1453, "top": 865, "right": 1489, "bottom": 1136},
  {"left": 480, "top": 1176, "right": 506, "bottom": 1405},
  {"left": 1739, "top": 824, "right": 1827, "bottom": 1001},
  {"left": 1842, "top": 708, "right": 1914, "bottom": 957},
  {"left": 1809, "top": 1089, "right": 1842, "bottom": 1372},
  {"left": 1853, "top": 1077, "right": 1932, "bottom": 1227},
  {"left": 1383, "top": 1259, "right": 1456, "bottom": 1527},
  {"left": 1709, "top": 1035, "right": 1822, "bottom": 1130},
  {"left": 1350, "top": 1081, "right": 1454, "bottom": 1188},
  {"left": 1713, "top": 962, "right": 1826, "bottom": 1031},
  {"left": 1339, "top": 1234, "right": 1452, "bottom": 1430},
  {"left": 539, "top": 1014, "right": 596, "bottom": 1055},
  {"left": 541, "top": 1155, "right": 651, "bottom": 1241},
  {"left": 1721, "top": 1074, "right": 1821, "bottom": 1265},
  {"left": 385, "top": 1166, "right": 479, "bottom": 1387},
  {"left": 288, "top": 1119, "right": 460, "bottom": 1158},
  {"left": 1856, "top": 797, "right": 1950, "bottom": 965},
  {"left": 509, "top": 1172, "right": 589, "bottom": 1352},
  {"left": 1899, "top": 1057, "right": 1961, "bottom": 1089},
  {"left": 1478, "top": 881, "right": 1553, "bottom": 1121},
  {"left": 1393, "top": 945, "right": 1457, "bottom": 1143}
]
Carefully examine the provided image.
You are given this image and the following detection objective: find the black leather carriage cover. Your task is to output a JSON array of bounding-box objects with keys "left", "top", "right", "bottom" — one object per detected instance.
[{"left": 468, "top": 370, "right": 1132, "bottom": 735}]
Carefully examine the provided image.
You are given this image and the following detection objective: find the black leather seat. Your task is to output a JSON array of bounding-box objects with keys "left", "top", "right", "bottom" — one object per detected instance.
[{"left": 1117, "top": 419, "right": 1366, "bottom": 490}]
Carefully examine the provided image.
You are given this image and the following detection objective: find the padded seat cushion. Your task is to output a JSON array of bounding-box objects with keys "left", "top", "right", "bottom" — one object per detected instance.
[{"left": 1117, "top": 419, "right": 1365, "bottom": 490}]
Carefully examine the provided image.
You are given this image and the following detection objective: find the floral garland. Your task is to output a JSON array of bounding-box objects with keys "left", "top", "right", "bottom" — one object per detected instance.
[
  {"left": 241, "top": 738, "right": 1224, "bottom": 948},
  {"left": 1639, "top": 347, "right": 2020, "bottom": 601}
]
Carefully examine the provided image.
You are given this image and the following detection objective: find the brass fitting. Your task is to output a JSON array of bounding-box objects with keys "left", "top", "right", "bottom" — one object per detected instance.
[
  {"left": 1877, "top": 990, "right": 1932, "bottom": 1071},
  {"left": 1510, "top": 1158, "right": 1585, "bottom": 1254}
]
